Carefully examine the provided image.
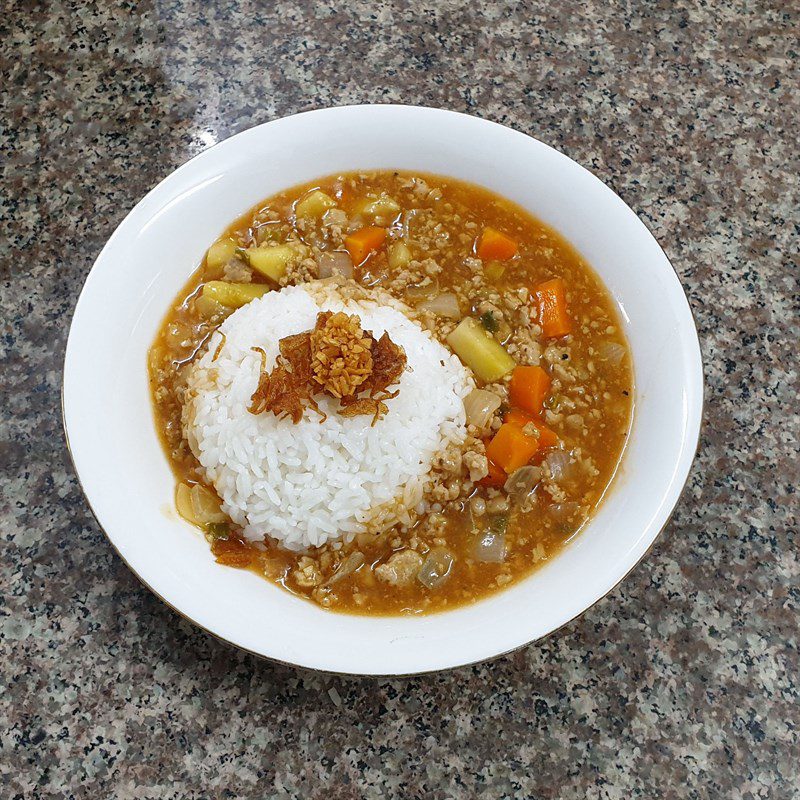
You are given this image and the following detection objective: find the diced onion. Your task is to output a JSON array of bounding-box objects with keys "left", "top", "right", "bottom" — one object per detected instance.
[
  {"left": 417, "top": 547, "right": 454, "bottom": 589},
  {"left": 471, "top": 530, "right": 506, "bottom": 563},
  {"left": 148, "top": 344, "right": 165, "bottom": 374},
  {"left": 545, "top": 450, "right": 574, "bottom": 483},
  {"left": 164, "top": 321, "right": 192, "bottom": 350},
  {"left": 471, "top": 515, "right": 507, "bottom": 562},
  {"left": 504, "top": 465, "right": 542, "bottom": 501},
  {"left": 317, "top": 251, "right": 353, "bottom": 279},
  {"left": 549, "top": 501, "right": 580, "bottom": 521},
  {"left": 402, "top": 209, "right": 420, "bottom": 237},
  {"left": 463, "top": 388, "right": 502, "bottom": 428},
  {"left": 191, "top": 485, "right": 227, "bottom": 524},
  {"left": 405, "top": 279, "right": 439, "bottom": 304},
  {"left": 326, "top": 552, "right": 365, "bottom": 586},
  {"left": 175, "top": 483, "right": 194, "bottom": 523},
  {"left": 176, "top": 483, "right": 227, "bottom": 526},
  {"left": 417, "top": 293, "right": 461, "bottom": 318},
  {"left": 597, "top": 340, "right": 626, "bottom": 365}
]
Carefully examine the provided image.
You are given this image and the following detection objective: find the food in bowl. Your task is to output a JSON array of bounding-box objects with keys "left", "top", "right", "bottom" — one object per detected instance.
[{"left": 148, "top": 170, "right": 633, "bottom": 614}]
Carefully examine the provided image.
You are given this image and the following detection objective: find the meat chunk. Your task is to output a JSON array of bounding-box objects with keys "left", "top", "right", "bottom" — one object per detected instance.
[
  {"left": 374, "top": 550, "right": 423, "bottom": 587},
  {"left": 292, "top": 556, "right": 323, "bottom": 588},
  {"left": 464, "top": 449, "right": 489, "bottom": 483},
  {"left": 222, "top": 258, "right": 252, "bottom": 283}
]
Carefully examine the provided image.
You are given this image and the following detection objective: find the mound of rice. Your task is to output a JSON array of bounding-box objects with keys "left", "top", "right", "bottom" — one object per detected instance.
[{"left": 183, "top": 280, "right": 474, "bottom": 551}]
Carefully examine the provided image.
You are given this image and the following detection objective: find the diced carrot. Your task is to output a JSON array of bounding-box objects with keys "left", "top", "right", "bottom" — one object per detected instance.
[
  {"left": 505, "top": 409, "right": 559, "bottom": 450},
  {"left": 345, "top": 226, "right": 386, "bottom": 265},
  {"left": 478, "top": 459, "right": 507, "bottom": 488},
  {"left": 476, "top": 227, "right": 518, "bottom": 261},
  {"left": 504, "top": 408, "right": 530, "bottom": 428},
  {"left": 509, "top": 365, "right": 551, "bottom": 416},
  {"left": 533, "top": 422, "right": 558, "bottom": 450},
  {"left": 485, "top": 423, "right": 541, "bottom": 474},
  {"left": 534, "top": 277, "right": 571, "bottom": 338}
]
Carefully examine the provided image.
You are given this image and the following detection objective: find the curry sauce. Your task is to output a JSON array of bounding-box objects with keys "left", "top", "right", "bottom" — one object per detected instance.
[{"left": 148, "top": 171, "right": 633, "bottom": 615}]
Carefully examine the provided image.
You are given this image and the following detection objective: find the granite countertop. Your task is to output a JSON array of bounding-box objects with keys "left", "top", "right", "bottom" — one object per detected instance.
[{"left": 2, "top": 1, "right": 797, "bottom": 797}]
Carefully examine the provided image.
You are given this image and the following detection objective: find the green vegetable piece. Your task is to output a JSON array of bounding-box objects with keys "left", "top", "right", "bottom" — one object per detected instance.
[
  {"left": 480, "top": 311, "right": 499, "bottom": 333},
  {"left": 446, "top": 318, "right": 516, "bottom": 382},
  {"left": 245, "top": 244, "right": 300, "bottom": 282},
  {"left": 205, "top": 522, "right": 230, "bottom": 541},
  {"left": 543, "top": 394, "right": 563, "bottom": 412},
  {"left": 202, "top": 281, "right": 270, "bottom": 308},
  {"left": 255, "top": 224, "right": 281, "bottom": 244},
  {"left": 489, "top": 515, "right": 508, "bottom": 535}
]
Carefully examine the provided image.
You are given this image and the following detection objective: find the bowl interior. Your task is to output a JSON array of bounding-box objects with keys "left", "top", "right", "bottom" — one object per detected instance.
[{"left": 63, "top": 106, "right": 702, "bottom": 674}]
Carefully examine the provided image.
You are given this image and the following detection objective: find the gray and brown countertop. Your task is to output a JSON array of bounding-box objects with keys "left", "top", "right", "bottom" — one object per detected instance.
[{"left": 1, "top": 1, "right": 796, "bottom": 797}]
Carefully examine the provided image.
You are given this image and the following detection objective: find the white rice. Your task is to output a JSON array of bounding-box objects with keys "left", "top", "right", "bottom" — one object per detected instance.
[{"left": 183, "top": 281, "right": 474, "bottom": 551}]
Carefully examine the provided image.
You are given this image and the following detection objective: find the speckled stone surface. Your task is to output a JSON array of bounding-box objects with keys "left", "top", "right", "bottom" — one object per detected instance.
[{"left": 2, "top": 0, "right": 797, "bottom": 797}]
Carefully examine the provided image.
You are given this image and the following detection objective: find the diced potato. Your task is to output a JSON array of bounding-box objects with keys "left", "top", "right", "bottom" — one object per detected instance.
[
  {"left": 245, "top": 244, "right": 301, "bottom": 282},
  {"left": 202, "top": 281, "right": 270, "bottom": 308},
  {"left": 195, "top": 293, "right": 228, "bottom": 318},
  {"left": 484, "top": 261, "right": 506, "bottom": 281},
  {"left": 388, "top": 241, "right": 412, "bottom": 270},
  {"left": 358, "top": 195, "right": 401, "bottom": 218},
  {"left": 447, "top": 317, "right": 516, "bottom": 382},
  {"left": 295, "top": 190, "right": 337, "bottom": 219},
  {"left": 206, "top": 238, "right": 237, "bottom": 270}
]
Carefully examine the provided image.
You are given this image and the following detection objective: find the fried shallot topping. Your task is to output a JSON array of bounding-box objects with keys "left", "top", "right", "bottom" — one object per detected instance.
[
  {"left": 365, "top": 332, "right": 407, "bottom": 395},
  {"left": 249, "top": 311, "right": 407, "bottom": 424},
  {"left": 311, "top": 312, "right": 374, "bottom": 398},
  {"left": 249, "top": 346, "right": 306, "bottom": 423}
]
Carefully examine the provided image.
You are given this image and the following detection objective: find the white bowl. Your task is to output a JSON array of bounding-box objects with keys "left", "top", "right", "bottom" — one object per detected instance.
[{"left": 63, "top": 105, "right": 703, "bottom": 675}]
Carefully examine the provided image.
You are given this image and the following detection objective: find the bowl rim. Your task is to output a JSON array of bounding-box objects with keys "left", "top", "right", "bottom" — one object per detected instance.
[{"left": 62, "top": 103, "right": 704, "bottom": 675}]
